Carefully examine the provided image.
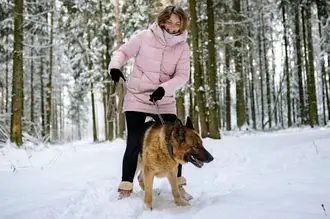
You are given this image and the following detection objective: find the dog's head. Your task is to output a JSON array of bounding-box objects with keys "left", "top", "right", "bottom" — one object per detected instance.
[{"left": 170, "top": 117, "right": 214, "bottom": 168}]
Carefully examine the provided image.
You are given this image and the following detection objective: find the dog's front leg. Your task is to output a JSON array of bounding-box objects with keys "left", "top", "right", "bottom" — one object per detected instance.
[
  {"left": 143, "top": 167, "right": 154, "bottom": 210},
  {"left": 167, "top": 169, "right": 189, "bottom": 206}
]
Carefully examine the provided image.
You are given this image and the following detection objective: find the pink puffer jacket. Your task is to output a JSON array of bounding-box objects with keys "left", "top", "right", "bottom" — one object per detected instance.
[{"left": 108, "top": 23, "right": 190, "bottom": 114}]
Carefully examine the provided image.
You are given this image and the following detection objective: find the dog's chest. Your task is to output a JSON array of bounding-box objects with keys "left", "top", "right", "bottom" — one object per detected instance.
[
  {"left": 143, "top": 152, "right": 178, "bottom": 177},
  {"left": 153, "top": 160, "right": 178, "bottom": 177}
]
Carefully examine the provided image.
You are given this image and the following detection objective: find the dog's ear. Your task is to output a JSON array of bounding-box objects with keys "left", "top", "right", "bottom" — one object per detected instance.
[
  {"left": 173, "top": 119, "right": 185, "bottom": 143},
  {"left": 185, "top": 116, "right": 194, "bottom": 130}
]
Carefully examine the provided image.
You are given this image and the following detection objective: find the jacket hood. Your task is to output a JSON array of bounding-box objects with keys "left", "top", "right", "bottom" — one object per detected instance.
[{"left": 150, "top": 22, "right": 187, "bottom": 47}]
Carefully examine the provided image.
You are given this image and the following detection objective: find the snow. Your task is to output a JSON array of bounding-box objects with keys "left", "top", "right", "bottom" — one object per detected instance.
[{"left": 1, "top": 128, "right": 330, "bottom": 219}]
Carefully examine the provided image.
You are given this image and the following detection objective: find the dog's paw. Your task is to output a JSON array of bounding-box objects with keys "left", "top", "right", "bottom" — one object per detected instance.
[{"left": 144, "top": 203, "right": 153, "bottom": 211}]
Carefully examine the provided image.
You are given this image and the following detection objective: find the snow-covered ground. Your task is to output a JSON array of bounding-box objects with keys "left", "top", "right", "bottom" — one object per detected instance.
[{"left": 0, "top": 127, "right": 329, "bottom": 219}]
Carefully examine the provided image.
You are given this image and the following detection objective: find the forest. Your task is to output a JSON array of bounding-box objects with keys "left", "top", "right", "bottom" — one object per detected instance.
[{"left": 0, "top": 0, "right": 329, "bottom": 146}]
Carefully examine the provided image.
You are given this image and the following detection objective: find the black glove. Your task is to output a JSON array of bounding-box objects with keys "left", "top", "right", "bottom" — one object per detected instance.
[
  {"left": 109, "top": 68, "right": 126, "bottom": 83},
  {"left": 149, "top": 87, "right": 165, "bottom": 102}
]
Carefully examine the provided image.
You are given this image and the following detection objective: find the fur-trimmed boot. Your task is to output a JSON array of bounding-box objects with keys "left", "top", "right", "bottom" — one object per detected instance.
[
  {"left": 178, "top": 176, "right": 193, "bottom": 201},
  {"left": 118, "top": 181, "right": 133, "bottom": 200}
]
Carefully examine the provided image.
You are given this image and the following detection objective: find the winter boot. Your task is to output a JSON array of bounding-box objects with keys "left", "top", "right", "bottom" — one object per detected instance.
[
  {"left": 118, "top": 181, "right": 133, "bottom": 200},
  {"left": 178, "top": 176, "right": 193, "bottom": 201}
]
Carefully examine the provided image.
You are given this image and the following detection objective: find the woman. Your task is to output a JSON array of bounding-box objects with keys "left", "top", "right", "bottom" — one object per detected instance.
[{"left": 108, "top": 5, "right": 192, "bottom": 200}]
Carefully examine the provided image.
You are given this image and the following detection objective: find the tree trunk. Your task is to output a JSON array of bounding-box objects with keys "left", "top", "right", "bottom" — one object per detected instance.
[
  {"left": 301, "top": 7, "right": 310, "bottom": 124},
  {"left": 258, "top": 17, "right": 264, "bottom": 129},
  {"left": 10, "top": 0, "right": 24, "bottom": 146},
  {"left": 5, "top": 26, "right": 9, "bottom": 116},
  {"left": 261, "top": 12, "right": 272, "bottom": 128},
  {"left": 60, "top": 89, "right": 64, "bottom": 142},
  {"left": 246, "top": 0, "right": 256, "bottom": 129},
  {"left": 47, "top": 0, "right": 54, "bottom": 141},
  {"left": 40, "top": 57, "right": 46, "bottom": 138},
  {"left": 319, "top": 25, "right": 327, "bottom": 125},
  {"left": 91, "top": 82, "right": 98, "bottom": 142},
  {"left": 327, "top": 56, "right": 330, "bottom": 121},
  {"left": 328, "top": 56, "right": 330, "bottom": 121},
  {"left": 316, "top": 0, "right": 330, "bottom": 123},
  {"left": 115, "top": 0, "right": 125, "bottom": 138},
  {"left": 206, "top": 0, "right": 220, "bottom": 138},
  {"left": 99, "top": 1, "right": 111, "bottom": 140},
  {"left": 233, "top": 0, "right": 246, "bottom": 130},
  {"left": 269, "top": 24, "right": 278, "bottom": 127},
  {"left": 282, "top": 2, "right": 292, "bottom": 127},
  {"left": 294, "top": 3, "right": 306, "bottom": 124},
  {"left": 225, "top": 44, "right": 231, "bottom": 131},
  {"left": 176, "top": 91, "right": 185, "bottom": 121},
  {"left": 188, "top": 0, "right": 208, "bottom": 137},
  {"left": 88, "top": 29, "right": 98, "bottom": 142},
  {"left": 0, "top": 83, "right": 3, "bottom": 114},
  {"left": 305, "top": 4, "right": 319, "bottom": 127},
  {"left": 30, "top": 36, "right": 35, "bottom": 134}
]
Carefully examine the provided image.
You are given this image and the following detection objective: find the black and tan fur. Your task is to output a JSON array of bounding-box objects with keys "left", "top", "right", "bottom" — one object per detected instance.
[{"left": 137, "top": 117, "right": 214, "bottom": 209}]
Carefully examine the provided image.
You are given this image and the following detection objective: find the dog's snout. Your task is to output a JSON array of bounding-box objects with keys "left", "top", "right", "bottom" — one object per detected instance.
[
  {"left": 203, "top": 148, "right": 214, "bottom": 163},
  {"left": 206, "top": 153, "right": 214, "bottom": 163}
]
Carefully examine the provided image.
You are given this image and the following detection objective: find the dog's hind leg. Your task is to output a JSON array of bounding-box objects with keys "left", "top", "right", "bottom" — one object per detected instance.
[
  {"left": 143, "top": 168, "right": 154, "bottom": 210},
  {"left": 167, "top": 169, "right": 190, "bottom": 206}
]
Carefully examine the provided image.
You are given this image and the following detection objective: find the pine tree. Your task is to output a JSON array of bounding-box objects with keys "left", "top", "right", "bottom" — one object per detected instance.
[
  {"left": 206, "top": 0, "right": 220, "bottom": 138},
  {"left": 10, "top": 0, "right": 24, "bottom": 146},
  {"left": 188, "top": 0, "right": 208, "bottom": 136},
  {"left": 233, "top": 0, "right": 246, "bottom": 129}
]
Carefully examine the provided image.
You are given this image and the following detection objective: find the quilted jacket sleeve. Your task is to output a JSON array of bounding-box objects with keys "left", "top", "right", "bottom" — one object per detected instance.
[
  {"left": 108, "top": 31, "right": 143, "bottom": 70},
  {"left": 160, "top": 43, "right": 190, "bottom": 96}
]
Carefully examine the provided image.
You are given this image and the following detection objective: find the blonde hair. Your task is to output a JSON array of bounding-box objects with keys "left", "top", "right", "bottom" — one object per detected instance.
[{"left": 157, "top": 5, "right": 189, "bottom": 33}]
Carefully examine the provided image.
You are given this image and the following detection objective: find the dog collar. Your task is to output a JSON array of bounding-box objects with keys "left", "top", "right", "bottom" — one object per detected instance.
[{"left": 167, "top": 141, "right": 174, "bottom": 160}]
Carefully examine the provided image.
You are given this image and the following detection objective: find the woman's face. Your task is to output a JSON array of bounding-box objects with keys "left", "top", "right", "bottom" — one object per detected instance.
[{"left": 163, "top": 13, "right": 181, "bottom": 35}]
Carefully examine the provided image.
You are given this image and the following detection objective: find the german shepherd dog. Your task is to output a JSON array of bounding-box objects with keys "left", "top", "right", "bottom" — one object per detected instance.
[{"left": 137, "top": 117, "right": 214, "bottom": 210}]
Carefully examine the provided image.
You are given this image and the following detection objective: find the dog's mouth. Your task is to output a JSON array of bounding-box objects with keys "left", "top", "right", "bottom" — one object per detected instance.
[{"left": 184, "top": 154, "right": 204, "bottom": 168}]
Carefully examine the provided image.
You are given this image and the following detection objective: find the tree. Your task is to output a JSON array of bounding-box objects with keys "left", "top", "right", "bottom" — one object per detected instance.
[
  {"left": 304, "top": 3, "right": 318, "bottom": 127},
  {"left": 10, "top": 0, "right": 24, "bottom": 146},
  {"left": 225, "top": 43, "right": 232, "bottom": 131},
  {"left": 115, "top": 0, "right": 125, "bottom": 138},
  {"left": 188, "top": 0, "right": 208, "bottom": 136},
  {"left": 0, "top": 1, "right": 12, "bottom": 120},
  {"left": 261, "top": 10, "right": 272, "bottom": 128},
  {"left": 315, "top": 0, "right": 330, "bottom": 123},
  {"left": 293, "top": 2, "right": 306, "bottom": 124},
  {"left": 47, "top": 0, "right": 55, "bottom": 141},
  {"left": 233, "top": 0, "right": 246, "bottom": 129},
  {"left": 245, "top": 0, "right": 257, "bottom": 129},
  {"left": 206, "top": 0, "right": 220, "bottom": 138},
  {"left": 281, "top": 0, "right": 292, "bottom": 127}
]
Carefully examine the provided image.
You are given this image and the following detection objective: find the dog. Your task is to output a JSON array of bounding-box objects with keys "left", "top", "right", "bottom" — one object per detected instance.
[{"left": 136, "top": 117, "right": 214, "bottom": 210}]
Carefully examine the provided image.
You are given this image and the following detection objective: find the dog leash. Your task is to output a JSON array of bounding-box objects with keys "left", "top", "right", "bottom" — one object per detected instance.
[
  {"left": 152, "top": 100, "right": 165, "bottom": 124},
  {"left": 152, "top": 100, "right": 174, "bottom": 160}
]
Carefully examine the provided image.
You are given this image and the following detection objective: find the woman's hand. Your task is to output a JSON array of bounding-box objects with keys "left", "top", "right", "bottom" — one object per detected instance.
[
  {"left": 109, "top": 68, "right": 126, "bottom": 83},
  {"left": 149, "top": 87, "right": 165, "bottom": 102}
]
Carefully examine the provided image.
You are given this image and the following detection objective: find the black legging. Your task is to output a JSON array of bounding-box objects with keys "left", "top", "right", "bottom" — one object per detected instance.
[{"left": 122, "top": 111, "right": 182, "bottom": 182}]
